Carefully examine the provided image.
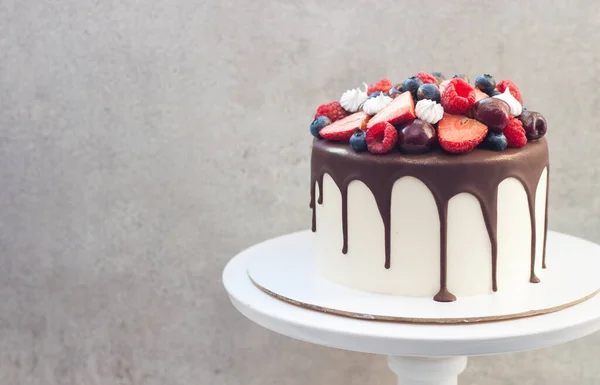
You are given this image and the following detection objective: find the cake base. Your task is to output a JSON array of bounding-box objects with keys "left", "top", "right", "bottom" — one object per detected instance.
[{"left": 247, "top": 230, "right": 600, "bottom": 324}]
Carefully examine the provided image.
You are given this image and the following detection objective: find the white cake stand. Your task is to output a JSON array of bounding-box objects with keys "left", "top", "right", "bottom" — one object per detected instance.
[{"left": 223, "top": 230, "right": 600, "bottom": 385}]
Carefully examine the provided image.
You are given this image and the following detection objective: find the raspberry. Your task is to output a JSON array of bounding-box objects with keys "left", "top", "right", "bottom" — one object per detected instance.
[
  {"left": 367, "top": 78, "right": 393, "bottom": 96},
  {"left": 440, "top": 78, "right": 476, "bottom": 114},
  {"left": 497, "top": 80, "right": 523, "bottom": 105},
  {"left": 438, "top": 113, "right": 488, "bottom": 153},
  {"left": 503, "top": 117, "right": 527, "bottom": 148},
  {"left": 414, "top": 72, "right": 437, "bottom": 85},
  {"left": 314, "top": 101, "right": 349, "bottom": 122},
  {"left": 366, "top": 122, "right": 398, "bottom": 154}
]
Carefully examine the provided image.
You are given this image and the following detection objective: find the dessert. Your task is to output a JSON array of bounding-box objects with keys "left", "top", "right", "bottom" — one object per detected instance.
[{"left": 309, "top": 73, "right": 549, "bottom": 302}]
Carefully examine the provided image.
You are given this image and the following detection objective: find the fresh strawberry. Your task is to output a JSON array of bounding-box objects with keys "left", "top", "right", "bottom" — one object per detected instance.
[
  {"left": 319, "top": 111, "right": 370, "bottom": 141},
  {"left": 438, "top": 113, "right": 488, "bottom": 153},
  {"left": 314, "top": 101, "right": 349, "bottom": 122},
  {"left": 367, "top": 78, "right": 393, "bottom": 96},
  {"left": 474, "top": 88, "right": 489, "bottom": 102},
  {"left": 366, "top": 122, "right": 398, "bottom": 154},
  {"left": 441, "top": 78, "right": 476, "bottom": 114},
  {"left": 497, "top": 80, "right": 523, "bottom": 105},
  {"left": 366, "top": 91, "right": 415, "bottom": 129},
  {"left": 503, "top": 117, "right": 527, "bottom": 147},
  {"left": 414, "top": 72, "right": 438, "bottom": 85}
]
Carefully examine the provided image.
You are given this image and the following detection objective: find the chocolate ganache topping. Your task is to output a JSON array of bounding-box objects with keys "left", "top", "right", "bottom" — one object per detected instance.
[{"left": 310, "top": 139, "right": 549, "bottom": 302}]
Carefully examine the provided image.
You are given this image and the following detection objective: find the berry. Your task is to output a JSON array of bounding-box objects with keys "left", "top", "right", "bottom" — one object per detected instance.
[
  {"left": 517, "top": 111, "right": 547, "bottom": 140},
  {"left": 496, "top": 80, "right": 523, "bottom": 105},
  {"left": 369, "top": 91, "right": 383, "bottom": 98},
  {"left": 349, "top": 130, "right": 368, "bottom": 152},
  {"left": 440, "top": 78, "right": 476, "bottom": 114},
  {"left": 367, "top": 78, "right": 393, "bottom": 96},
  {"left": 416, "top": 84, "right": 441, "bottom": 103},
  {"left": 402, "top": 77, "right": 423, "bottom": 97},
  {"left": 480, "top": 132, "right": 508, "bottom": 151},
  {"left": 319, "top": 111, "right": 370, "bottom": 141},
  {"left": 470, "top": 98, "right": 510, "bottom": 133},
  {"left": 388, "top": 83, "right": 403, "bottom": 98},
  {"left": 453, "top": 74, "right": 471, "bottom": 84},
  {"left": 366, "top": 91, "right": 416, "bottom": 128},
  {"left": 438, "top": 113, "right": 488, "bottom": 153},
  {"left": 310, "top": 116, "right": 331, "bottom": 139},
  {"left": 474, "top": 74, "right": 497, "bottom": 94},
  {"left": 503, "top": 117, "right": 527, "bottom": 148},
  {"left": 431, "top": 72, "right": 446, "bottom": 84},
  {"left": 474, "top": 88, "right": 489, "bottom": 102},
  {"left": 366, "top": 122, "right": 398, "bottom": 154},
  {"left": 314, "top": 101, "right": 349, "bottom": 122},
  {"left": 397, "top": 119, "right": 437, "bottom": 154},
  {"left": 414, "top": 72, "right": 438, "bottom": 85},
  {"left": 489, "top": 89, "right": 501, "bottom": 97}
]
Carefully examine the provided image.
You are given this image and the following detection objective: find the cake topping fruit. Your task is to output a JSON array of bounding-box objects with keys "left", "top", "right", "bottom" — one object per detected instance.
[
  {"left": 397, "top": 119, "right": 437, "bottom": 154},
  {"left": 369, "top": 91, "right": 383, "bottom": 98},
  {"left": 367, "top": 78, "right": 393, "bottom": 96},
  {"left": 518, "top": 110, "right": 547, "bottom": 140},
  {"left": 480, "top": 132, "right": 508, "bottom": 151},
  {"left": 453, "top": 74, "right": 470, "bottom": 84},
  {"left": 401, "top": 77, "right": 423, "bottom": 98},
  {"left": 474, "top": 74, "right": 497, "bottom": 95},
  {"left": 474, "top": 88, "right": 489, "bottom": 102},
  {"left": 503, "top": 117, "right": 528, "bottom": 148},
  {"left": 314, "top": 101, "right": 349, "bottom": 122},
  {"left": 416, "top": 83, "right": 441, "bottom": 103},
  {"left": 366, "top": 122, "right": 398, "bottom": 154},
  {"left": 431, "top": 72, "right": 446, "bottom": 84},
  {"left": 310, "top": 116, "right": 332, "bottom": 139},
  {"left": 415, "top": 99, "right": 444, "bottom": 124},
  {"left": 489, "top": 89, "right": 501, "bottom": 97},
  {"left": 470, "top": 98, "right": 511, "bottom": 133},
  {"left": 340, "top": 87, "right": 368, "bottom": 113},
  {"left": 362, "top": 93, "right": 393, "bottom": 115},
  {"left": 414, "top": 72, "right": 438, "bottom": 85},
  {"left": 349, "top": 130, "right": 368, "bottom": 152},
  {"left": 438, "top": 113, "right": 488, "bottom": 153},
  {"left": 366, "top": 91, "right": 416, "bottom": 128},
  {"left": 493, "top": 88, "right": 523, "bottom": 116},
  {"left": 496, "top": 79, "right": 523, "bottom": 105},
  {"left": 319, "top": 111, "right": 370, "bottom": 141},
  {"left": 388, "top": 83, "right": 403, "bottom": 98},
  {"left": 440, "top": 78, "right": 476, "bottom": 114}
]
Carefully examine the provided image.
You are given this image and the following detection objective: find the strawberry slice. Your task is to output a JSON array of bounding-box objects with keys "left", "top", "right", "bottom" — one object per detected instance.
[
  {"left": 438, "top": 113, "right": 488, "bottom": 153},
  {"left": 366, "top": 91, "right": 415, "bottom": 129},
  {"left": 319, "top": 111, "right": 370, "bottom": 141},
  {"left": 474, "top": 88, "right": 489, "bottom": 102}
]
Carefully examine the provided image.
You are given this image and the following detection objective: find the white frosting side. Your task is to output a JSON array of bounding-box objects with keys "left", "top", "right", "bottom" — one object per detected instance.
[
  {"left": 362, "top": 94, "right": 393, "bottom": 115},
  {"left": 415, "top": 100, "right": 444, "bottom": 124},
  {"left": 314, "top": 171, "right": 548, "bottom": 298},
  {"left": 340, "top": 87, "right": 368, "bottom": 113},
  {"left": 493, "top": 87, "right": 523, "bottom": 116}
]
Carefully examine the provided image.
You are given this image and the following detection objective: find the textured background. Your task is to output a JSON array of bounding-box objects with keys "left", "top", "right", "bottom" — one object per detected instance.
[{"left": 0, "top": 0, "right": 599, "bottom": 384}]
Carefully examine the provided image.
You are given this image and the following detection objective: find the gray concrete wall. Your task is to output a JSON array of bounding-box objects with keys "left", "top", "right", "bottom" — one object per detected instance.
[{"left": 0, "top": 0, "right": 598, "bottom": 384}]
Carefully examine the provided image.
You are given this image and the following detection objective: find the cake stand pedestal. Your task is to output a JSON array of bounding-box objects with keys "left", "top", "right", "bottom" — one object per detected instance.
[{"left": 222, "top": 231, "right": 600, "bottom": 385}]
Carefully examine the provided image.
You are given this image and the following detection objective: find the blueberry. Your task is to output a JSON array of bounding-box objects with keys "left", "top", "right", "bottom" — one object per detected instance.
[
  {"left": 480, "top": 132, "right": 508, "bottom": 151},
  {"left": 431, "top": 72, "right": 446, "bottom": 84},
  {"left": 475, "top": 74, "right": 496, "bottom": 94},
  {"left": 402, "top": 77, "right": 423, "bottom": 96},
  {"left": 416, "top": 84, "right": 441, "bottom": 103},
  {"left": 489, "top": 89, "right": 501, "bottom": 97},
  {"left": 369, "top": 91, "right": 383, "bottom": 98},
  {"left": 310, "top": 116, "right": 331, "bottom": 139},
  {"left": 453, "top": 74, "right": 470, "bottom": 84},
  {"left": 349, "top": 130, "right": 368, "bottom": 152}
]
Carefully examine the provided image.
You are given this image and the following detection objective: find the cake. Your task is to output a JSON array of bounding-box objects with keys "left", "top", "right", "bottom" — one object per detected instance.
[{"left": 309, "top": 73, "right": 549, "bottom": 302}]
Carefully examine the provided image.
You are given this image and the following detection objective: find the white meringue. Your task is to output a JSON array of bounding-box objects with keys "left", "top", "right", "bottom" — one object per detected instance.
[
  {"left": 415, "top": 99, "right": 444, "bottom": 124},
  {"left": 493, "top": 87, "right": 522, "bottom": 116},
  {"left": 340, "top": 87, "right": 368, "bottom": 113},
  {"left": 362, "top": 94, "right": 392, "bottom": 115}
]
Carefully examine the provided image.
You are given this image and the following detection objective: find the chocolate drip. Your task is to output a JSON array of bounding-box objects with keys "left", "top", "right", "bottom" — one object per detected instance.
[{"left": 310, "top": 138, "right": 549, "bottom": 302}]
